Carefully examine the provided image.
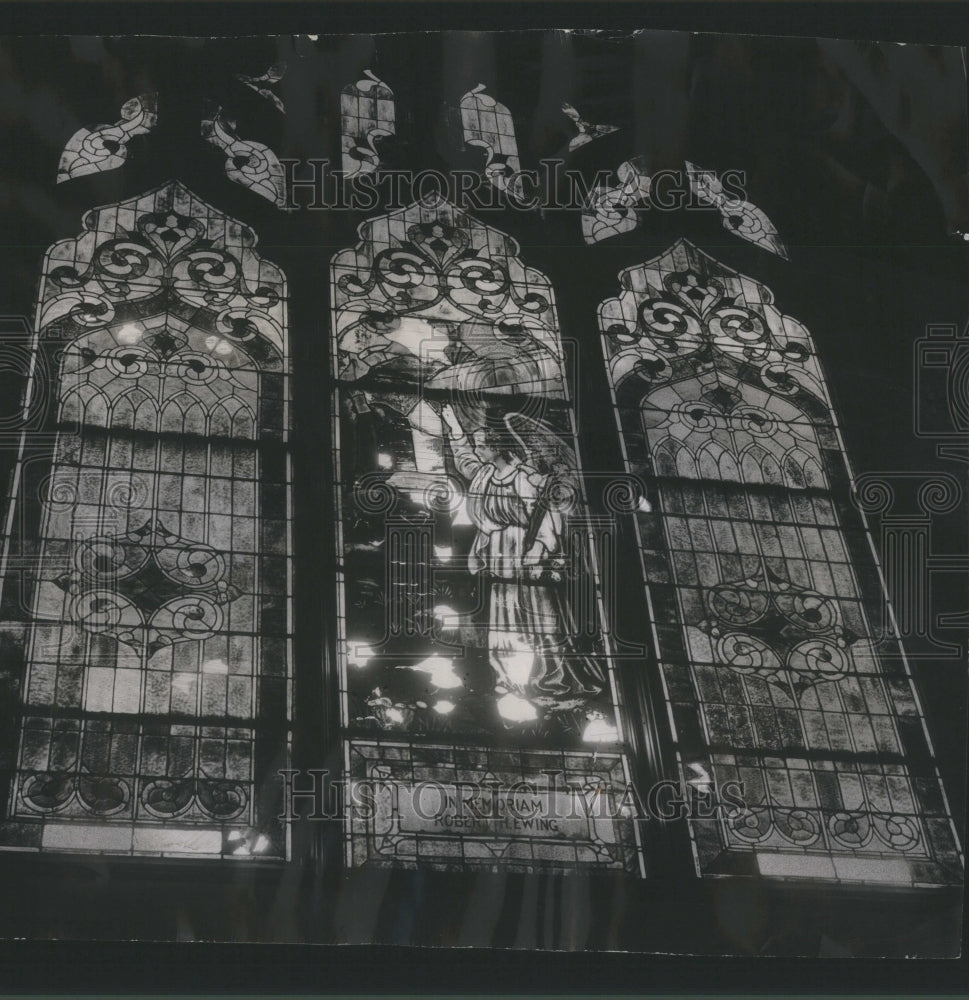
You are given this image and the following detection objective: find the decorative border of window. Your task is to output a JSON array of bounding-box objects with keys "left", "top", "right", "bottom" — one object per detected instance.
[
  {"left": 0, "top": 181, "right": 293, "bottom": 860},
  {"left": 330, "top": 193, "right": 642, "bottom": 874},
  {"left": 201, "top": 108, "right": 288, "bottom": 209},
  {"left": 685, "top": 163, "right": 788, "bottom": 259},
  {"left": 57, "top": 94, "right": 158, "bottom": 183},
  {"left": 341, "top": 71, "right": 396, "bottom": 178},
  {"left": 598, "top": 238, "right": 962, "bottom": 885},
  {"left": 581, "top": 157, "right": 651, "bottom": 245}
]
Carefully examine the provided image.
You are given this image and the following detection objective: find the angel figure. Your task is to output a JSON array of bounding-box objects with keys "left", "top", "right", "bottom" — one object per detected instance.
[{"left": 439, "top": 404, "right": 605, "bottom": 719}]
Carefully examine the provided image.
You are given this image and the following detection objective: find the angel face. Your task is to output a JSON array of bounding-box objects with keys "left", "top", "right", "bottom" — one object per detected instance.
[
  {"left": 472, "top": 428, "right": 499, "bottom": 464},
  {"left": 472, "top": 424, "right": 520, "bottom": 466}
]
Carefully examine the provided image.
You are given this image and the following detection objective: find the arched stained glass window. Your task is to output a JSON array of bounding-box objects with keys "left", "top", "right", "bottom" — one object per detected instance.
[
  {"left": 331, "top": 194, "right": 641, "bottom": 874},
  {"left": 0, "top": 182, "right": 292, "bottom": 859},
  {"left": 599, "top": 239, "right": 963, "bottom": 885}
]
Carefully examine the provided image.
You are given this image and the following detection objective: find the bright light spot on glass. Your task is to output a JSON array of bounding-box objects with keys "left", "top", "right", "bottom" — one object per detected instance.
[
  {"left": 433, "top": 604, "right": 461, "bottom": 628},
  {"left": 172, "top": 674, "right": 196, "bottom": 693},
  {"left": 582, "top": 712, "right": 618, "bottom": 743},
  {"left": 403, "top": 655, "right": 462, "bottom": 689},
  {"left": 686, "top": 761, "right": 712, "bottom": 791},
  {"left": 253, "top": 834, "right": 271, "bottom": 853},
  {"left": 201, "top": 658, "right": 229, "bottom": 674},
  {"left": 116, "top": 323, "right": 142, "bottom": 344},
  {"left": 226, "top": 830, "right": 245, "bottom": 843},
  {"left": 434, "top": 545, "right": 453, "bottom": 562},
  {"left": 432, "top": 700, "right": 455, "bottom": 715},
  {"left": 390, "top": 316, "right": 448, "bottom": 360},
  {"left": 637, "top": 496, "right": 652, "bottom": 513},
  {"left": 451, "top": 498, "right": 472, "bottom": 526},
  {"left": 496, "top": 692, "right": 538, "bottom": 723},
  {"left": 496, "top": 640, "right": 534, "bottom": 689},
  {"left": 348, "top": 642, "right": 375, "bottom": 667},
  {"left": 377, "top": 452, "right": 393, "bottom": 469},
  {"left": 386, "top": 706, "right": 405, "bottom": 724}
]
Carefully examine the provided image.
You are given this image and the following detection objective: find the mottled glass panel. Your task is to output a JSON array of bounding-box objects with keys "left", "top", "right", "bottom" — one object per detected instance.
[
  {"left": 332, "top": 196, "right": 641, "bottom": 874},
  {"left": 2, "top": 183, "right": 291, "bottom": 859},
  {"left": 599, "top": 239, "right": 962, "bottom": 885}
]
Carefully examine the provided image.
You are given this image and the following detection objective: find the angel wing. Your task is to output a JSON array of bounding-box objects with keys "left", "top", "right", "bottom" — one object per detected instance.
[{"left": 504, "top": 412, "right": 579, "bottom": 512}]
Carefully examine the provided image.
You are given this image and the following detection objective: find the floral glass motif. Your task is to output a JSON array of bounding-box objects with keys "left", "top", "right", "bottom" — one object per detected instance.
[
  {"left": 599, "top": 239, "right": 962, "bottom": 885},
  {"left": 685, "top": 162, "right": 789, "bottom": 259},
  {"left": 581, "top": 158, "right": 651, "bottom": 245},
  {"left": 460, "top": 85, "right": 523, "bottom": 199},
  {"left": 3, "top": 182, "right": 291, "bottom": 859},
  {"left": 332, "top": 195, "right": 641, "bottom": 873},
  {"left": 57, "top": 94, "right": 158, "bottom": 183},
  {"left": 341, "top": 71, "right": 396, "bottom": 178},
  {"left": 562, "top": 102, "right": 618, "bottom": 152},
  {"left": 201, "top": 108, "right": 288, "bottom": 209}
]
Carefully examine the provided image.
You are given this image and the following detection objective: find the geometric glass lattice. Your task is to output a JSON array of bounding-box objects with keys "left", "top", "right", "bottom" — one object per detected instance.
[
  {"left": 0, "top": 182, "right": 292, "bottom": 860},
  {"left": 599, "top": 238, "right": 963, "bottom": 886}
]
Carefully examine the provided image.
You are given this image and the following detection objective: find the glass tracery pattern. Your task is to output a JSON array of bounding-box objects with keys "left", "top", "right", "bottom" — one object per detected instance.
[
  {"left": 0, "top": 182, "right": 292, "bottom": 859},
  {"left": 57, "top": 93, "right": 158, "bottom": 183},
  {"left": 685, "top": 163, "right": 789, "bottom": 259},
  {"left": 460, "top": 85, "right": 523, "bottom": 199},
  {"left": 331, "top": 195, "right": 640, "bottom": 874},
  {"left": 341, "top": 72, "right": 396, "bottom": 178},
  {"left": 201, "top": 109, "right": 288, "bottom": 209},
  {"left": 599, "top": 238, "right": 962, "bottom": 885}
]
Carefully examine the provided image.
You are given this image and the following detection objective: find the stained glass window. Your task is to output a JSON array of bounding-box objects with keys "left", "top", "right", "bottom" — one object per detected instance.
[
  {"left": 0, "top": 182, "right": 292, "bottom": 859},
  {"left": 331, "top": 194, "right": 641, "bottom": 874},
  {"left": 599, "top": 239, "right": 962, "bottom": 885},
  {"left": 460, "top": 85, "right": 523, "bottom": 199},
  {"left": 57, "top": 93, "right": 158, "bottom": 183},
  {"left": 201, "top": 109, "right": 288, "bottom": 209},
  {"left": 341, "top": 72, "right": 396, "bottom": 178}
]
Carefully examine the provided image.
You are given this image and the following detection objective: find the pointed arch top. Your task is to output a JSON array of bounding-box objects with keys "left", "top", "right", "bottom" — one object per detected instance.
[
  {"left": 599, "top": 239, "right": 830, "bottom": 417},
  {"left": 331, "top": 194, "right": 556, "bottom": 331},
  {"left": 38, "top": 181, "right": 287, "bottom": 362}
]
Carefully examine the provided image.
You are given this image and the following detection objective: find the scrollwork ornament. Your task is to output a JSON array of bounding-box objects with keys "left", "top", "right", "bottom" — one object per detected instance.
[
  {"left": 153, "top": 595, "right": 224, "bottom": 642},
  {"left": 706, "top": 581, "right": 770, "bottom": 628},
  {"left": 714, "top": 632, "right": 783, "bottom": 680},
  {"left": 786, "top": 638, "right": 849, "bottom": 681},
  {"left": 196, "top": 779, "right": 249, "bottom": 820},
  {"left": 827, "top": 810, "right": 873, "bottom": 849},
  {"left": 725, "top": 804, "right": 773, "bottom": 844},
  {"left": 140, "top": 777, "right": 196, "bottom": 818},
  {"left": 20, "top": 772, "right": 75, "bottom": 813},
  {"left": 773, "top": 806, "right": 822, "bottom": 846},
  {"left": 77, "top": 774, "right": 130, "bottom": 816},
  {"left": 872, "top": 813, "right": 921, "bottom": 852}
]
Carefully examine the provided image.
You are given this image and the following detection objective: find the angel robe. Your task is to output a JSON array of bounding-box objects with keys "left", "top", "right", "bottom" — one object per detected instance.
[{"left": 450, "top": 432, "right": 605, "bottom": 704}]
